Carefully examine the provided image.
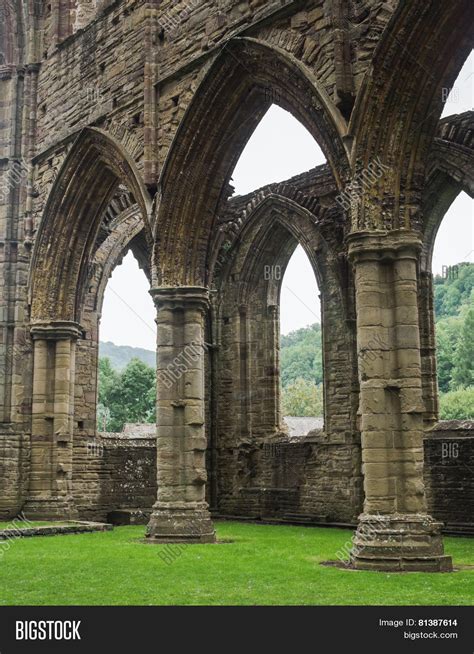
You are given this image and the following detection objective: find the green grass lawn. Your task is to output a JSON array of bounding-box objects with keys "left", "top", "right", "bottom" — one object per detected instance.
[{"left": 0, "top": 521, "right": 472, "bottom": 605}]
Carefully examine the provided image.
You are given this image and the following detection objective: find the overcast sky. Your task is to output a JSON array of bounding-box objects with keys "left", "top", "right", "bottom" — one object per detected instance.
[{"left": 101, "top": 52, "right": 473, "bottom": 350}]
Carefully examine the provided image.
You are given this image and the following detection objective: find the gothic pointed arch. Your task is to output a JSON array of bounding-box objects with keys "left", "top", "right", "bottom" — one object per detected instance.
[
  {"left": 212, "top": 191, "right": 361, "bottom": 517},
  {"left": 155, "top": 36, "right": 350, "bottom": 287},
  {"left": 422, "top": 110, "right": 474, "bottom": 271},
  {"left": 29, "top": 127, "right": 152, "bottom": 323}
]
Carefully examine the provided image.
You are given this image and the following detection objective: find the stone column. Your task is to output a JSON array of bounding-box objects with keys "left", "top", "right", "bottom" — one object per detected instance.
[
  {"left": 348, "top": 231, "right": 451, "bottom": 572},
  {"left": 419, "top": 271, "right": 439, "bottom": 425},
  {"left": 146, "top": 287, "right": 216, "bottom": 543},
  {"left": 23, "top": 321, "right": 82, "bottom": 520},
  {"left": 266, "top": 304, "right": 280, "bottom": 431}
]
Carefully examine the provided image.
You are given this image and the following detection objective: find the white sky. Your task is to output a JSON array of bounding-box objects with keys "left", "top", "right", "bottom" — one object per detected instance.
[{"left": 100, "top": 52, "right": 473, "bottom": 349}]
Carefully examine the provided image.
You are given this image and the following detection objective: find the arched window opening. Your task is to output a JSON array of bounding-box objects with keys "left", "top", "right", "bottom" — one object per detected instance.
[
  {"left": 220, "top": 103, "right": 329, "bottom": 443},
  {"left": 97, "top": 251, "right": 156, "bottom": 433},
  {"left": 432, "top": 191, "right": 474, "bottom": 420},
  {"left": 231, "top": 104, "right": 326, "bottom": 195},
  {"left": 280, "top": 245, "right": 323, "bottom": 432}
]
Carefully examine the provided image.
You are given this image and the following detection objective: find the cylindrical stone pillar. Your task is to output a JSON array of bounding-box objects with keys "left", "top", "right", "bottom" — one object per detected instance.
[
  {"left": 23, "top": 321, "right": 82, "bottom": 519},
  {"left": 146, "top": 287, "right": 216, "bottom": 543},
  {"left": 348, "top": 231, "right": 451, "bottom": 572}
]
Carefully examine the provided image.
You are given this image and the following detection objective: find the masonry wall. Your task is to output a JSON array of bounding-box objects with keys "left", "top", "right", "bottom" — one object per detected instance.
[
  {"left": 215, "top": 433, "right": 363, "bottom": 523},
  {"left": 62, "top": 420, "right": 474, "bottom": 531},
  {"left": 0, "top": 0, "right": 472, "bottom": 532},
  {"left": 73, "top": 429, "right": 157, "bottom": 521},
  {"left": 210, "top": 165, "right": 362, "bottom": 524},
  {"left": 424, "top": 421, "right": 474, "bottom": 532}
]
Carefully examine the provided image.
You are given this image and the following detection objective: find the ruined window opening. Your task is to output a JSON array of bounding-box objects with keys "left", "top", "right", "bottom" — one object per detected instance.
[
  {"left": 279, "top": 245, "right": 323, "bottom": 434},
  {"left": 225, "top": 102, "right": 327, "bottom": 441},
  {"left": 97, "top": 250, "right": 155, "bottom": 434},
  {"left": 431, "top": 192, "right": 474, "bottom": 421}
]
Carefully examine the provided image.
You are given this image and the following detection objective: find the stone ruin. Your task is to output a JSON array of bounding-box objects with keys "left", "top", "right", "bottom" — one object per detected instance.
[{"left": 0, "top": 0, "right": 473, "bottom": 571}]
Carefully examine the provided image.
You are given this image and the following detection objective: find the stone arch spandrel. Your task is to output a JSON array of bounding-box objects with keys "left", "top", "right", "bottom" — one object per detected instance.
[
  {"left": 29, "top": 127, "right": 152, "bottom": 324},
  {"left": 154, "top": 36, "right": 350, "bottom": 287}
]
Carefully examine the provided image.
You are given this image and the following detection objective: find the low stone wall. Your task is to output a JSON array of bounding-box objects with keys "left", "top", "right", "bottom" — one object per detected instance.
[
  {"left": 73, "top": 427, "right": 157, "bottom": 521},
  {"left": 214, "top": 421, "right": 474, "bottom": 533},
  {"left": 215, "top": 431, "right": 363, "bottom": 525},
  {"left": 0, "top": 432, "right": 30, "bottom": 521},
  {"left": 424, "top": 420, "right": 474, "bottom": 533},
  {"left": 0, "top": 521, "right": 113, "bottom": 540},
  {"left": 5, "top": 421, "right": 472, "bottom": 531}
]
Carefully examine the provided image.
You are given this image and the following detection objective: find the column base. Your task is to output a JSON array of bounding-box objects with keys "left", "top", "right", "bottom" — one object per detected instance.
[
  {"left": 146, "top": 503, "right": 216, "bottom": 543},
  {"left": 22, "top": 497, "right": 78, "bottom": 521},
  {"left": 350, "top": 513, "right": 453, "bottom": 572}
]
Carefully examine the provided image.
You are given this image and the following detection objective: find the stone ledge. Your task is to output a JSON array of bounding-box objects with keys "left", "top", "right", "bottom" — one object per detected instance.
[
  {"left": 0, "top": 521, "right": 112, "bottom": 540},
  {"left": 427, "top": 420, "right": 474, "bottom": 435}
]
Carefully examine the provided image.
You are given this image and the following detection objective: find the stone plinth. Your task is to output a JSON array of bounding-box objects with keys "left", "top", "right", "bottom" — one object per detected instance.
[{"left": 351, "top": 513, "right": 452, "bottom": 572}]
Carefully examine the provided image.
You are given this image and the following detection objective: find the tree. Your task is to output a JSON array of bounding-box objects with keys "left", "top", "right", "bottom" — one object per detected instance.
[
  {"left": 280, "top": 323, "right": 323, "bottom": 387},
  {"left": 281, "top": 378, "right": 323, "bottom": 417},
  {"left": 439, "top": 387, "right": 474, "bottom": 420},
  {"left": 433, "top": 262, "right": 474, "bottom": 318},
  {"left": 98, "top": 357, "right": 119, "bottom": 405},
  {"left": 451, "top": 305, "right": 474, "bottom": 389},
  {"left": 435, "top": 316, "right": 463, "bottom": 392},
  {"left": 97, "top": 357, "right": 156, "bottom": 432}
]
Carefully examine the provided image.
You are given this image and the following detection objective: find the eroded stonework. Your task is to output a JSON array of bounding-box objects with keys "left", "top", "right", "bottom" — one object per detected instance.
[{"left": 0, "top": 0, "right": 473, "bottom": 571}]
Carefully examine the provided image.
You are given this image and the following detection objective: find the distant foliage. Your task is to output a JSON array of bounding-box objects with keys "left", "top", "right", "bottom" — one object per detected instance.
[
  {"left": 451, "top": 305, "right": 474, "bottom": 389},
  {"left": 434, "top": 264, "right": 474, "bottom": 400},
  {"left": 435, "top": 315, "right": 464, "bottom": 393},
  {"left": 433, "top": 263, "right": 474, "bottom": 319},
  {"left": 280, "top": 323, "right": 323, "bottom": 388},
  {"left": 98, "top": 357, "right": 156, "bottom": 432},
  {"left": 281, "top": 378, "right": 323, "bottom": 417},
  {"left": 439, "top": 387, "right": 474, "bottom": 420},
  {"left": 434, "top": 263, "right": 473, "bottom": 418}
]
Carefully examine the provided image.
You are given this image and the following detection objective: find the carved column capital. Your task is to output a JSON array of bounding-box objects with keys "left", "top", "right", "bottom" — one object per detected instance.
[
  {"left": 30, "top": 320, "right": 83, "bottom": 341},
  {"left": 347, "top": 230, "right": 423, "bottom": 264},
  {"left": 150, "top": 286, "right": 210, "bottom": 313}
]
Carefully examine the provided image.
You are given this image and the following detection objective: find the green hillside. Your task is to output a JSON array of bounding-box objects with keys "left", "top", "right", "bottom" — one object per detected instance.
[{"left": 99, "top": 341, "right": 155, "bottom": 370}]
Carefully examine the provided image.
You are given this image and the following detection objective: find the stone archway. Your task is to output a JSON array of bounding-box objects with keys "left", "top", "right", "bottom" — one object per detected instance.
[
  {"left": 349, "top": 1, "right": 472, "bottom": 232},
  {"left": 25, "top": 127, "right": 151, "bottom": 519},
  {"left": 418, "top": 111, "right": 474, "bottom": 423},
  {"left": 147, "top": 36, "right": 350, "bottom": 544},
  {"left": 72, "top": 197, "right": 151, "bottom": 519},
  {"left": 211, "top": 191, "right": 362, "bottom": 522},
  {"left": 154, "top": 37, "right": 350, "bottom": 287}
]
